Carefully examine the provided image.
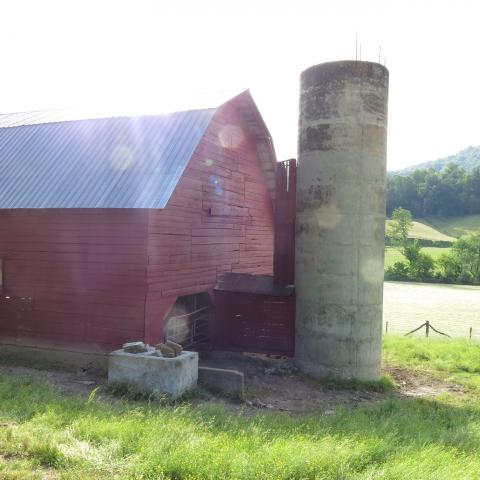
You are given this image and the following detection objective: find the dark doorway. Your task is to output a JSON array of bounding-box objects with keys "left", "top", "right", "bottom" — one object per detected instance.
[{"left": 164, "top": 292, "right": 211, "bottom": 350}]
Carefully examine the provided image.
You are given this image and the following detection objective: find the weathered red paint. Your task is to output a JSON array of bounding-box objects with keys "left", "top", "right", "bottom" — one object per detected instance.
[
  {"left": 210, "top": 160, "right": 297, "bottom": 356},
  {"left": 0, "top": 98, "right": 276, "bottom": 354},
  {"left": 212, "top": 287, "right": 295, "bottom": 356},
  {"left": 0, "top": 209, "right": 149, "bottom": 353},
  {"left": 143, "top": 102, "right": 275, "bottom": 344}
]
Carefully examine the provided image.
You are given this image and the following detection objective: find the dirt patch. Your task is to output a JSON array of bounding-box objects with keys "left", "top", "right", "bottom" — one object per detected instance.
[
  {"left": 385, "top": 365, "right": 465, "bottom": 397},
  {"left": 0, "top": 355, "right": 466, "bottom": 415},
  {"left": 199, "top": 352, "right": 383, "bottom": 413}
]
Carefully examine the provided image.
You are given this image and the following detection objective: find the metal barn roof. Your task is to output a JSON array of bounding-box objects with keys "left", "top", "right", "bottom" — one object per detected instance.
[
  {"left": 0, "top": 108, "right": 215, "bottom": 208},
  {"left": 0, "top": 89, "right": 278, "bottom": 209}
]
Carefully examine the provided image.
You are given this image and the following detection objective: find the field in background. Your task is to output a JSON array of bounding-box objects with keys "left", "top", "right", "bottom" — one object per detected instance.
[
  {"left": 383, "top": 281, "right": 480, "bottom": 340},
  {"left": 423, "top": 214, "right": 480, "bottom": 238},
  {"left": 384, "top": 218, "right": 456, "bottom": 270},
  {"left": 386, "top": 219, "right": 456, "bottom": 242},
  {"left": 385, "top": 214, "right": 480, "bottom": 242},
  {"left": 384, "top": 246, "right": 449, "bottom": 268}
]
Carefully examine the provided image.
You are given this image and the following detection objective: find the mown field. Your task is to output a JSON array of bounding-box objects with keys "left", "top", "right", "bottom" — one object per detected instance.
[
  {"left": 384, "top": 214, "right": 480, "bottom": 270},
  {"left": 385, "top": 214, "right": 480, "bottom": 244},
  {"left": 423, "top": 214, "right": 480, "bottom": 238},
  {"left": 385, "top": 219, "right": 456, "bottom": 242},
  {"left": 384, "top": 246, "right": 449, "bottom": 269},
  {"left": 383, "top": 281, "right": 480, "bottom": 340},
  {"left": 1, "top": 337, "right": 480, "bottom": 479}
]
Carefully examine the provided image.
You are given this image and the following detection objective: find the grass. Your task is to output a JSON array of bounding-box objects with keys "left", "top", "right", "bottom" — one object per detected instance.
[
  {"left": 384, "top": 246, "right": 450, "bottom": 268},
  {"left": 423, "top": 214, "right": 480, "bottom": 239},
  {"left": 1, "top": 337, "right": 480, "bottom": 479},
  {"left": 385, "top": 219, "right": 456, "bottom": 242},
  {"left": 383, "top": 335, "right": 480, "bottom": 391}
]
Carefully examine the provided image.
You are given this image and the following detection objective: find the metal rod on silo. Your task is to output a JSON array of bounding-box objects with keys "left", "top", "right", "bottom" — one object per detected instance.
[{"left": 295, "top": 61, "right": 389, "bottom": 381}]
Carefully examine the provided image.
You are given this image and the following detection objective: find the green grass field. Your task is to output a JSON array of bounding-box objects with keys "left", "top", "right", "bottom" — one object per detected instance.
[
  {"left": 384, "top": 214, "right": 480, "bottom": 269},
  {"left": 385, "top": 219, "right": 456, "bottom": 242},
  {"left": 2, "top": 337, "right": 480, "bottom": 479},
  {"left": 423, "top": 215, "right": 480, "bottom": 238},
  {"left": 386, "top": 214, "right": 480, "bottom": 242},
  {"left": 384, "top": 246, "right": 450, "bottom": 268}
]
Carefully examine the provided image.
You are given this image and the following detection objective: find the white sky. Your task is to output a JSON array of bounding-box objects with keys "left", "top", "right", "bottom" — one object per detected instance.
[{"left": 1, "top": 0, "right": 479, "bottom": 170}]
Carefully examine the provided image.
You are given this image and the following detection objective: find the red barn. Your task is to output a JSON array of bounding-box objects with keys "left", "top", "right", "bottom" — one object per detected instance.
[{"left": 0, "top": 91, "right": 281, "bottom": 362}]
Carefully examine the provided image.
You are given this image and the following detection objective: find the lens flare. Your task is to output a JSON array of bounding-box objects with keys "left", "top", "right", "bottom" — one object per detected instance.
[
  {"left": 315, "top": 204, "right": 341, "bottom": 229},
  {"left": 361, "top": 257, "right": 384, "bottom": 284},
  {"left": 218, "top": 124, "right": 245, "bottom": 149},
  {"left": 110, "top": 144, "right": 134, "bottom": 171}
]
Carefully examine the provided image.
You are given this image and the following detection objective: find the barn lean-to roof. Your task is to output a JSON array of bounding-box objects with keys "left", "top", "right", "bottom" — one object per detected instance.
[{"left": 0, "top": 90, "right": 276, "bottom": 209}]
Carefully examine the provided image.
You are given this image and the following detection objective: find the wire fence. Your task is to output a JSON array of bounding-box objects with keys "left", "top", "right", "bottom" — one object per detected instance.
[{"left": 383, "top": 281, "right": 480, "bottom": 340}]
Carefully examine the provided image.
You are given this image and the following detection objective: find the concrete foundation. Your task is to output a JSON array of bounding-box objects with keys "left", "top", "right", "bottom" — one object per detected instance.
[
  {"left": 295, "top": 61, "right": 389, "bottom": 381},
  {"left": 108, "top": 349, "right": 198, "bottom": 399}
]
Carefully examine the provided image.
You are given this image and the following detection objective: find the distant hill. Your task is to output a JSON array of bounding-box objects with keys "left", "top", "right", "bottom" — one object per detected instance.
[{"left": 392, "top": 145, "right": 480, "bottom": 175}]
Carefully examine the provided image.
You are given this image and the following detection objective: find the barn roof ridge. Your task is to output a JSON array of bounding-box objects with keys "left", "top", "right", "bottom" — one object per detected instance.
[
  {"left": 0, "top": 106, "right": 216, "bottom": 130},
  {"left": 0, "top": 89, "right": 276, "bottom": 209},
  {"left": 0, "top": 88, "right": 249, "bottom": 130}
]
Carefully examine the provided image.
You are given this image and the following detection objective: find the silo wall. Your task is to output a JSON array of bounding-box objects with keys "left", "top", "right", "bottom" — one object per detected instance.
[{"left": 295, "top": 60, "right": 389, "bottom": 380}]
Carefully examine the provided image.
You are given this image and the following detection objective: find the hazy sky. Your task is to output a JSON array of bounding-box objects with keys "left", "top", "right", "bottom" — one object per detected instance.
[{"left": 1, "top": 0, "right": 478, "bottom": 170}]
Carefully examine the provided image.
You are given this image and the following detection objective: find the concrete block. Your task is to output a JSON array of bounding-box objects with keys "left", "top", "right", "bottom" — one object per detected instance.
[
  {"left": 198, "top": 366, "right": 244, "bottom": 399},
  {"left": 108, "top": 349, "right": 198, "bottom": 399}
]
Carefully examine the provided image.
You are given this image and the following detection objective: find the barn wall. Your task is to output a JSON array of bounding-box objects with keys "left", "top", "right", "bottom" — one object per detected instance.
[
  {"left": 212, "top": 291, "right": 295, "bottom": 356},
  {"left": 145, "top": 104, "right": 275, "bottom": 343},
  {"left": 0, "top": 209, "right": 148, "bottom": 353}
]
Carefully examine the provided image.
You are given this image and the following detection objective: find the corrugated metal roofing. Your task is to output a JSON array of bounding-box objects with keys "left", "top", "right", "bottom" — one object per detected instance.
[{"left": 0, "top": 108, "right": 215, "bottom": 208}]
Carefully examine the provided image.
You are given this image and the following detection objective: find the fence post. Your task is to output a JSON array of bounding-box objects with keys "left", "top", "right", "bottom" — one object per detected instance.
[
  {"left": 470, "top": 327, "right": 473, "bottom": 340},
  {"left": 425, "top": 321, "right": 430, "bottom": 338},
  {"left": 385, "top": 321, "right": 388, "bottom": 333}
]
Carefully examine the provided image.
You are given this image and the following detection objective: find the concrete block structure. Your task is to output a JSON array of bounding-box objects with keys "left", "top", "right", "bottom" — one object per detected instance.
[
  {"left": 295, "top": 61, "right": 389, "bottom": 380},
  {"left": 108, "top": 349, "right": 199, "bottom": 399}
]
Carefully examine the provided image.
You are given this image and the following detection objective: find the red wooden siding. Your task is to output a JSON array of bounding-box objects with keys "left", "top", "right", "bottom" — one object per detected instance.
[
  {"left": 212, "top": 290, "right": 295, "bottom": 356},
  {"left": 0, "top": 209, "right": 148, "bottom": 352},
  {"left": 209, "top": 160, "right": 297, "bottom": 357},
  {"left": 144, "top": 103, "right": 275, "bottom": 344},
  {"left": 0, "top": 102, "right": 276, "bottom": 353}
]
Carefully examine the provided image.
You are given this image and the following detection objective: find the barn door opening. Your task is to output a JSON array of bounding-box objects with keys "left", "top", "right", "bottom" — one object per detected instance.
[{"left": 164, "top": 293, "right": 211, "bottom": 350}]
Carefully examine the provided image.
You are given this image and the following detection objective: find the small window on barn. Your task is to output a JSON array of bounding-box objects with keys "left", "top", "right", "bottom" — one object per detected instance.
[{"left": 164, "top": 293, "right": 211, "bottom": 350}]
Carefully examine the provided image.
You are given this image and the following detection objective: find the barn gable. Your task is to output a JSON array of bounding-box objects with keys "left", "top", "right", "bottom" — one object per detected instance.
[{"left": 0, "top": 91, "right": 276, "bottom": 209}]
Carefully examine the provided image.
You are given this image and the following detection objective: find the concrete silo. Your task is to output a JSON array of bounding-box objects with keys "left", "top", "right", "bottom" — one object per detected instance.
[{"left": 295, "top": 60, "right": 389, "bottom": 381}]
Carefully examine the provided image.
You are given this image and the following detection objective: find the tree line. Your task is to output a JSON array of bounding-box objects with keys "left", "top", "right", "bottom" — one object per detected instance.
[{"left": 387, "top": 163, "right": 480, "bottom": 217}]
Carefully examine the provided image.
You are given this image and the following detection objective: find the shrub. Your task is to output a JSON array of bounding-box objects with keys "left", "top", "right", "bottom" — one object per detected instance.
[{"left": 385, "top": 261, "right": 410, "bottom": 281}]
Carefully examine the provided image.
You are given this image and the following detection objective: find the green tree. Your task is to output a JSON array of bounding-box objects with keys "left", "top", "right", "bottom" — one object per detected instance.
[
  {"left": 387, "top": 207, "right": 412, "bottom": 246},
  {"left": 435, "top": 230, "right": 480, "bottom": 284},
  {"left": 387, "top": 158, "right": 480, "bottom": 217},
  {"left": 385, "top": 207, "right": 435, "bottom": 281},
  {"left": 451, "top": 231, "right": 480, "bottom": 281},
  {"left": 437, "top": 253, "right": 463, "bottom": 282}
]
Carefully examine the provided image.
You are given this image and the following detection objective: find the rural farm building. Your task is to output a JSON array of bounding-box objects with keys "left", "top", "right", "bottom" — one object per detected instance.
[{"left": 0, "top": 90, "right": 297, "bottom": 361}]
